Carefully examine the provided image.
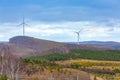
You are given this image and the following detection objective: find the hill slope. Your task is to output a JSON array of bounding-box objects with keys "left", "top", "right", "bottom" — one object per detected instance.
[
  {"left": 0, "top": 36, "right": 110, "bottom": 57},
  {"left": 9, "top": 36, "right": 69, "bottom": 57}
]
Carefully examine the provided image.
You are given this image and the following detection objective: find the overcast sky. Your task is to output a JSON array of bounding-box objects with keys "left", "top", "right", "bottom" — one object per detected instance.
[{"left": 0, "top": 0, "right": 120, "bottom": 42}]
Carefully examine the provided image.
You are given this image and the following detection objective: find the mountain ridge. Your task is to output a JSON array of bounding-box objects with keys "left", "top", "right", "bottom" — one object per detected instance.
[
  {"left": 65, "top": 41, "right": 120, "bottom": 50},
  {"left": 0, "top": 36, "right": 117, "bottom": 57}
]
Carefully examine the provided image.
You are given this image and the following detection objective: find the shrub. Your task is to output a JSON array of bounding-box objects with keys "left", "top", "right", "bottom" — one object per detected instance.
[{"left": 0, "top": 74, "right": 7, "bottom": 80}]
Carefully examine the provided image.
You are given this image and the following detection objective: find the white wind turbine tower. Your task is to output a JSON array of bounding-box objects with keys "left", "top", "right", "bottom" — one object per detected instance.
[
  {"left": 75, "top": 29, "right": 83, "bottom": 45},
  {"left": 17, "top": 17, "right": 29, "bottom": 36}
]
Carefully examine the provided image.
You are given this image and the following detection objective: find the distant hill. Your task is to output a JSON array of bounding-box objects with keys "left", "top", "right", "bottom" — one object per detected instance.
[
  {"left": 66, "top": 41, "right": 120, "bottom": 50},
  {"left": 9, "top": 36, "right": 69, "bottom": 57},
  {"left": 0, "top": 36, "right": 112, "bottom": 57}
]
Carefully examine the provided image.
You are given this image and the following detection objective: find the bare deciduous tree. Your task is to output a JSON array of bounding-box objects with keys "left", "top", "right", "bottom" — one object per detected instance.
[{"left": 0, "top": 46, "right": 22, "bottom": 80}]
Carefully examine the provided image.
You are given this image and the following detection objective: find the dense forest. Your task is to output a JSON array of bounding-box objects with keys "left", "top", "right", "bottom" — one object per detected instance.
[{"left": 26, "top": 49, "right": 120, "bottom": 61}]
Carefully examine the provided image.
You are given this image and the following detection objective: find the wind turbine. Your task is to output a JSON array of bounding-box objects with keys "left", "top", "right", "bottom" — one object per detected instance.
[
  {"left": 17, "top": 17, "right": 29, "bottom": 36},
  {"left": 75, "top": 29, "right": 83, "bottom": 45}
]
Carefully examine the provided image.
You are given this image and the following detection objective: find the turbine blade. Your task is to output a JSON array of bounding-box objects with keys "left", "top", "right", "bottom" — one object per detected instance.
[
  {"left": 16, "top": 23, "right": 23, "bottom": 27},
  {"left": 24, "top": 23, "right": 30, "bottom": 27}
]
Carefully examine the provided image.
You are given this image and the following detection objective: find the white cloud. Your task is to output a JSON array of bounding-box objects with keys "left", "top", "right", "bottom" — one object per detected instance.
[
  {"left": 0, "top": 35, "right": 4, "bottom": 38},
  {"left": 26, "top": 27, "right": 40, "bottom": 33},
  {"left": 82, "top": 27, "right": 110, "bottom": 38},
  {"left": 0, "top": 19, "right": 120, "bottom": 42}
]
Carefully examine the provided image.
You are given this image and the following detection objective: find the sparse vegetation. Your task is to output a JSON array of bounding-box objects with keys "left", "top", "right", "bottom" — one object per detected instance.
[
  {"left": 1, "top": 48, "right": 120, "bottom": 80},
  {"left": 24, "top": 49, "right": 120, "bottom": 80}
]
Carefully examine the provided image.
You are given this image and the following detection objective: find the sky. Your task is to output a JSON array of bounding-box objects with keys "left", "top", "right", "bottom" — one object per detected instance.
[{"left": 0, "top": 0, "right": 120, "bottom": 42}]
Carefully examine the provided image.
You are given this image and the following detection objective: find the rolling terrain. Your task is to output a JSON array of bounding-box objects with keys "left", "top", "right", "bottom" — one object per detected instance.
[
  {"left": 9, "top": 36, "right": 69, "bottom": 57},
  {"left": 0, "top": 36, "right": 120, "bottom": 80},
  {"left": 0, "top": 36, "right": 109, "bottom": 57},
  {"left": 66, "top": 41, "right": 120, "bottom": 50}
]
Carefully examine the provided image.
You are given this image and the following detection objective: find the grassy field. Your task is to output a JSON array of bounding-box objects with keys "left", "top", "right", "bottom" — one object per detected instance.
[
  {"left": 21, "top": 68, "right": 91, "bottom": 80},
  {"left": 22, "top": 49, "right": 120, "bottom": 80},
  {"left": 56, "top": 59, "right": 120, "bottom": 80},
  {"left": 22, "top": 58, "right": 91, "bottom": 80}
]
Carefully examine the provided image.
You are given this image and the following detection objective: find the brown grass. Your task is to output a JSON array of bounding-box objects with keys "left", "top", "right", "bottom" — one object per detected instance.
[{"left": 20, "top": 68, "right": 90, "bottom": 80}]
